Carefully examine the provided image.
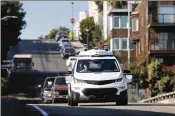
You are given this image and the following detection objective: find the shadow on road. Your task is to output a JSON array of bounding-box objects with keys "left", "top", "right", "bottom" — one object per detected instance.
[
  {"left": 40, "top": 105, "right": 175, "bottom": 116},
  {"left": 80, "top": 103, "right": 175, "bottom": 107}
]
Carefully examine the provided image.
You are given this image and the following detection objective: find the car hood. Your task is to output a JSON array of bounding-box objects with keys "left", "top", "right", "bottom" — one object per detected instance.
[{"left": 74, "top": 72, "right": 123, "bottom": 81}]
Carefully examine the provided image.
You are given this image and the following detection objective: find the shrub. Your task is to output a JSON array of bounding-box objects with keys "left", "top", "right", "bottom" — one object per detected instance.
[{"left": 1, "top": 77, "right": 9, "bottom": 95}]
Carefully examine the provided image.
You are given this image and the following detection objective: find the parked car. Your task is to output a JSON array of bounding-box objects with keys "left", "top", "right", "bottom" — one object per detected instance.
[
  {"left": 40, "top": 76, "right": 55, "bottom": 104},
  {"left": 62, "top": 43, "right": 73, "bottom": 49},
  {"left": 58, "top": 38, "right": 70, "bottom": 48},
  {"left": 40, "top": 76, "right": 68, "bottom": 104},
  {"left": 61, "top": 47, "right": 75, "bottom": 59},
  {"left": 51, "top": 76, "right": 68, "bottom": 103}
]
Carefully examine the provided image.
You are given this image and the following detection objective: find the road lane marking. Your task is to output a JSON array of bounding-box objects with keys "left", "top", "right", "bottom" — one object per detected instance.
[{"left": 28, "top": 104, "right": 48, "bottom": 116}]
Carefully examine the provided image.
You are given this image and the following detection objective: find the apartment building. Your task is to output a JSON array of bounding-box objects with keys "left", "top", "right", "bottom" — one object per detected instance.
[
  {"left": 106, "top": 1, "right": 141, "bottom": 63},
  {"left": 88, "top": 1, "right": 102, "bottom": 24},
  {"left": 131, "top": 1, "right": 175, "bottom": 66},
  {"left": 79, "top": 11, "right": 88, "bottom": 22}
]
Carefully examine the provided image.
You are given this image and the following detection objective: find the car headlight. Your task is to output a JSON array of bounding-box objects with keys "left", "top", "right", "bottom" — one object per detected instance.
[
  {"left": 44, "top": 91, "right": 52, "bottom": 97},
  {"left": 115, "top": 77, "right": 124, "bottom": 83},
  {"left": 74, "top": 78, "right": 84, "bottom": 84}
]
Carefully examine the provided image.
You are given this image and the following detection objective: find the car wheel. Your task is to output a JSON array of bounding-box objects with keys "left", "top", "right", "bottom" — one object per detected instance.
[
  {"left": 115, "top": 91, "right": 128, "bottom": 106},
  {"left": 70, "top": 91, "right": 78, "bottom": 106},
  {"left": 52, "top": 98, "right": 55, "bottom": 104},
  {"left": 41, "top": 97, "right": 45, "bottom": 104}
]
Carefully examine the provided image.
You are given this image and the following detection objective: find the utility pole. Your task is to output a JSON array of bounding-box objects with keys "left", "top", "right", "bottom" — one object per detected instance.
[
  {"left": 71, "top": 2, "right": 74, "bottom": 40},
  {"left": 127, "top": 2, "right": 131, "bottom": 67}
]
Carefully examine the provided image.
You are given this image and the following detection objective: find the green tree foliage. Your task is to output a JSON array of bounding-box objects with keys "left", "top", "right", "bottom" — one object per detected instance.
[
  {"left": 94, "top": 1, "right": 103, "bottom": 12},
  {"left": 1, "top": 77, "right": 9, "bottom": 95},
  {"left": 38, "top": 35, "right": 45, "bottom": 40},
  {"left": 47, "top": 28, "right": 59, "bottom": 39},
  {"left": 1, "top": 1, "right": 26, "bottom": 63},
  {"left": 59, "top": 26, "right": 69, "bottom": 33},
  {"left": 108, "top": 0, "right": 127, "bottom": 8},
  {"left": 38, "top": 26, "right": 69, "bottom": 40},
  {"left": 80, "top": 17, "right": 102, "bottom": 48},
  {"left": 149, "top": 62, "right": 175, "bottom": 96}
]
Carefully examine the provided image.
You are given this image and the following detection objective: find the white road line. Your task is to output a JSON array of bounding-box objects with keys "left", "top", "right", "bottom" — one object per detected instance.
[{"left": 28, "top": 104, "right": 48, "bottom": 116}]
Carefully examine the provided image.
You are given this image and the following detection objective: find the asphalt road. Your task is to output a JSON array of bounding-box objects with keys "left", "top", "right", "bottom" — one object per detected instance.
[
  {"left": 8, "top": 39, "right": 67, "bottom": 71},
  {"left": 28, "top": 103, "right": 175, "bottom": 116}
]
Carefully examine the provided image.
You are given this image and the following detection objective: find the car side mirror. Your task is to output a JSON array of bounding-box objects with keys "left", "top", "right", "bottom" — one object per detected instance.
[
  {"left": 66, "top": 71, "right": 72, "bottom": 75},
  {"left": 125, "top": 75, "right": 132, "bottom": 83},
  {"left": 123, "top": 69, "right": 131, "bottom": 74}
]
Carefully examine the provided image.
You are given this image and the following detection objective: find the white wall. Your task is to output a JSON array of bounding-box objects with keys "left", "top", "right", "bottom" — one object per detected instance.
[
  {"left": 88, "top": 1, "right": 100, "bottom": 24},
  {"left": 79, "top": 11, "right": 88, "bottom": 22}
]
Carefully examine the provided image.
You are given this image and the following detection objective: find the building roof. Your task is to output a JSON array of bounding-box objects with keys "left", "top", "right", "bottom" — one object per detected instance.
[{"left": 13, "top": 54, "right": 32, "bottom": 58}]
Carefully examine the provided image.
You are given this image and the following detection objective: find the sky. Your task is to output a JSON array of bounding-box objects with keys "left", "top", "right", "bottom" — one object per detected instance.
[{"left": 20, "top": 1, "right": 88, "bottom": 40}]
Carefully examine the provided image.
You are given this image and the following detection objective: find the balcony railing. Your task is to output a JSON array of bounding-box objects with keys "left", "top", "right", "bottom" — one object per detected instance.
[
  {"left": 150, "top": 39, "right": 175, "bottom": 50},
  {"left": 149, "top": 14, "right": 175, "bottom": 24}
]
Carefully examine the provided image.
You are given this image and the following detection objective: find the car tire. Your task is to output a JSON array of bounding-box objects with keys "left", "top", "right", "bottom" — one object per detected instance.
[
  {"left": 70, "top": 90, "right": 78, "bottom": 106},
  {"left": 115, "top": 91, "right": 128, "bottom": 106},
  {"left": 52, "top": 98, "right": 55, "bottom": 104},
  {"left": 41, "top": 97, "right": 45, "bottom": 104}
]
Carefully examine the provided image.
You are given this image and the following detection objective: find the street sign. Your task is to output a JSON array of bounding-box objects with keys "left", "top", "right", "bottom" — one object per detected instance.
[{"left": 71, "top": 18, "right": 75, "bottom": 24}]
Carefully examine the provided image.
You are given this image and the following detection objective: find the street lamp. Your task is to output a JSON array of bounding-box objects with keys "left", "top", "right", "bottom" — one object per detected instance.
[
  {"left": 85, "top": 28, "right": 89, "bottom": 49},
  {"left": 71, "top": 2, "right": 74, "bottom": 40},
  {"left": 1, "top": 16, "right": 18, "bottom": 21}
]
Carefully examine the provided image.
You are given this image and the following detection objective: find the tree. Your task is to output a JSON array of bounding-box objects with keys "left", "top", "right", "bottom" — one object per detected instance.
[
  {"left": 108, "top": 0, "right": 127, "bottom": 8},
  {"left": 1, "top": 1, "right": 26, "bottom": 63},
  {"left": 38, "top": 26, "right": 69, "bottom": 40},
  {"left": 95, "top": 1, "right": 103, "bottom": 12},
  {"left": 47, "top": 28, "right": 59, "bottom": 39},
  {"left": 80, "top": 17, "right": 102, "bottom": 48},
  {"left": 59, "top": 26, "right": 69, "bottom": 33},
  {"left": 38, "top": 35, "right": 45, "bottom": 40}
]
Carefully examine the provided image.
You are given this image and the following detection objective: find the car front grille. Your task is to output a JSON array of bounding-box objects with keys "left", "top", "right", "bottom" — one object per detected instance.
[
  {"left": 56, "top": 90, "right": 68, "bottom": 95},
  {"left": 83, "top": 80, "right": 116, "bottom": 85},
  {"left": 82, "top": 88, "right": 118, "bottom": 97}
]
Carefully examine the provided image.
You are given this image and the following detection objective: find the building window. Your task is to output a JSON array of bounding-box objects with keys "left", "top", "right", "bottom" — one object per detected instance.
[
  {"left": 132, "top": 18, "right": 139, "bottom": 32},
  {"left": 114, "top": 16, "right": 120, "bottom": 28},
  {"left": 113, "top": 39, "right": 119, "bottom": 49},
  {"left": 155, "top": 58, "right": 163, "bottom": 63},
  {"left": 158, "top": 6, "right": 175, "bottom": 23},
  {"left": 121, "top": 16, "right": 127, "bottom": 28},
  {"left": 113, "top": 38, "right": 134, "bottom": 51},
  {"left": 121, "top": 39, "right": 127, "bottom": 50},
  {"left": 113, "top": 16, "right": 128, "bottom": 28}
]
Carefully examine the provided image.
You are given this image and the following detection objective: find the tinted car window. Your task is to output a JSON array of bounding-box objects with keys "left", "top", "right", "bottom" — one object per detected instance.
[
  {"left": 65, "top": 48, "right": 74, "bottom": 53},
  {"left": 62, "top": 40, "right": 69, "bottom": 42},
  {"left": 55, "top": 77, "right": 66, "bottom": 85},
  {"left": 44, "top": 78, "right": 55, "bottom": 87}
]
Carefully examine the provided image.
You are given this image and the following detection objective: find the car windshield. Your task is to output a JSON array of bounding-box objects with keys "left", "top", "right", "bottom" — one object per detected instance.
[
  {"left": 44, "top": 78, "right": 55, "bottom": 88},
  {"left": 13, "top": 58, "right": 31, "bottom": 63},
  {"left": 62, "top": 40, "right": 69, "bottom": 42},
  {"left": 76, "top": 59, "right": 120, "bottom": 73},
  {"left": 64, "top": 44, "right": 72, "bottom": 47},
  {"left": 65, "top": 48, "right": 74, "bottom": 53},
  {"left": 55, "top": 77, "right": 66, "bottom": 85}
]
